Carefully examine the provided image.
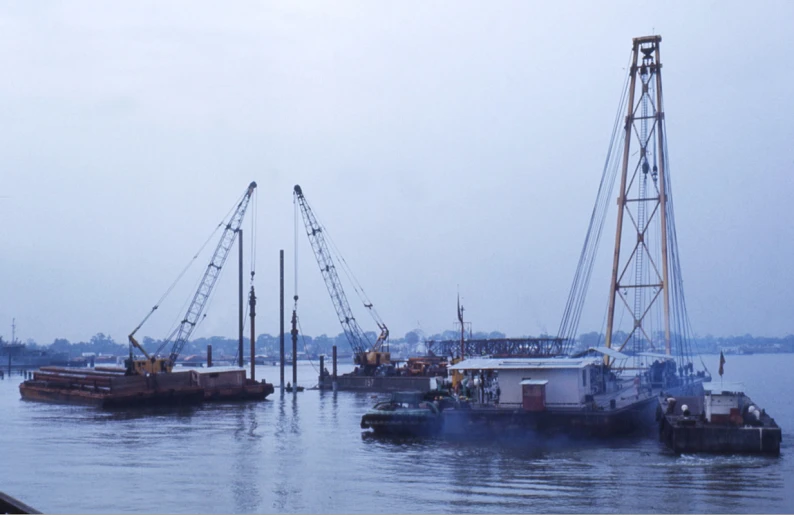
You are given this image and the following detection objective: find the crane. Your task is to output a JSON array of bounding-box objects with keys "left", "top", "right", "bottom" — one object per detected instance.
[
  {"left": 293, "top": 184, "right": 390, "bottom": 373},
  {"left": 125, "top": 181, "right": 257, "bottom": 375}
]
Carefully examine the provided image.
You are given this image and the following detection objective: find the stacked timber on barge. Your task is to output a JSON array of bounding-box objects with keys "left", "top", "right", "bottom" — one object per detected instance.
[
  {"left": 19, "top": 366, "right": 204, "bottom": 408},
  {"left": 19, "top": 366, "right": 273, "bottom": 407},
  {"left": 658, "top": 384, "right": 781, "bottom": 455}
]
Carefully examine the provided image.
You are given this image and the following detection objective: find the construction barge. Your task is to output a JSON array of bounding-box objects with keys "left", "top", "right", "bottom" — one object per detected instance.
[
  {"left": 19, "top": 366, "right": 273, "bottom": 408},
  {"left": 658, "top": 383, "right": 781, "bottom": 455},
  {"left": 442, "top": 353, "right": 704, "bottom": 438},
  {"left": 360, "top": 350, "right": 704, "bottom": 439}
]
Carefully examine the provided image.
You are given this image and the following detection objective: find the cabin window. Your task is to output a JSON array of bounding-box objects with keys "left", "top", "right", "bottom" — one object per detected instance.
[{"left": 582, "top": 370, "right": 587, "bottom": 386}]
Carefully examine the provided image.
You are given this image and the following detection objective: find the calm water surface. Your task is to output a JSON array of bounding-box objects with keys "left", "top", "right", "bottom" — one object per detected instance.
[{"left": 1, "top": 354, "right": 792, "bottom": 513}]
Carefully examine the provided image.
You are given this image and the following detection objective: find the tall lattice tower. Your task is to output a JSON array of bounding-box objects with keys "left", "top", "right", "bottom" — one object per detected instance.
[
  {"left": 604, "top": 35, "right": 671, "bottom": 361},
  {"left": 558, "top": 35, "right": 695, "bottom": 374}
]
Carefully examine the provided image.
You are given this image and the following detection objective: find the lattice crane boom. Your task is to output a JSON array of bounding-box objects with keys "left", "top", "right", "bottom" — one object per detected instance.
[
  {"left": 127, "top": 181, "right": 257, "bottom": 374},
  {"left": 168, "top": 181, "right": 257, "bottom": 364},
  {"left": 293, "top": 185, "right": 388, "bottom": 362}
]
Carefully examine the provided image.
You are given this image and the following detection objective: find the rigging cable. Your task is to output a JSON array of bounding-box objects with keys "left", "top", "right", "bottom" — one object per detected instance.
[
  {"left": 557, "top": 50, "right": 633, "bottom": 353},
  {"left": 152, "top": 187, "right": 251, "bottom": 356},
  {"left": 312, "top": 210, "right": 383, "bottom": 343}
]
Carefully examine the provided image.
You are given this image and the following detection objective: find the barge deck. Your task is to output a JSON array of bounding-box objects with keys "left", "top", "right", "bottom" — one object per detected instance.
[
  {"left": 658, "top": 384, "right": 781, "bottom": 455},
  {"left": 19, "top": 366, "right": 273, "bottom": 407}
]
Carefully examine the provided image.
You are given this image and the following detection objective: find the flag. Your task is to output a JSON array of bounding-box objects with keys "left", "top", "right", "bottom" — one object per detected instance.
[
  {"left": 457, "top": 294, "right": 464, "bottom": 324},
  {"left": 718, "top": 351, "right": 726, "bottom": 377}
]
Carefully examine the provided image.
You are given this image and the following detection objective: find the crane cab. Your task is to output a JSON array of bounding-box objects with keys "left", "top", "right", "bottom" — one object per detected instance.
[
  {"left": 355, "top": 351, "right": 391, "bottom": 369},
  {"left": 124, "top": 357, "right": 173, "bottom": 375}
]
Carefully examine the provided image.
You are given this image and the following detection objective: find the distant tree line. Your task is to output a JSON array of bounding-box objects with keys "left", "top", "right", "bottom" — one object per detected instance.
[{"left": 12, "top": 329, "right": 794, "bottom": 359}]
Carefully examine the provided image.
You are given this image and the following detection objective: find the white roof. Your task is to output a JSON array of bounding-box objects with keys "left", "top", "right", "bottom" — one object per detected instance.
[
  {"left": 449, "top": 357, "right": 599, "bottom": 371},
  {"left": 587, "top": 347, "right": 630, "bottom": 360},
  {"left": 520, "top": 379, "right": 549, "bottom": 385},
  {"left": 637, "top": 352, "right": 676, "bottom": 361}
]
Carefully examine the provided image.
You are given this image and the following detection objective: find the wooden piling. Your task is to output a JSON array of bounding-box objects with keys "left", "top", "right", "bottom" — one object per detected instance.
[
  {"left": 280, "top": 249, "right": 285, "bottom": 390},
  {"left": 332, "top": 345, "right": 338, "bottom": 391},
  {"left": 319, "top": 355, "right": 325, "bottom": 390},
  {"left": 249, "top": 284, "right": 256, "bottom": 382},
  {"left": 291, "top": 305, "right": 298, "bottom": 389},
  {"left": 238, "top": 228, "right": 244, "bottom": 368}
]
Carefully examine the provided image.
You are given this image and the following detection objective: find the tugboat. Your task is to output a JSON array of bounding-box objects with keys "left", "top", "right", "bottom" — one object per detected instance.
[
  {"left": 657, "top": 383, "right": 781, "bottom": 455},
  {"left": 360, "top": 391, "right": 443, "bottom": 436}
]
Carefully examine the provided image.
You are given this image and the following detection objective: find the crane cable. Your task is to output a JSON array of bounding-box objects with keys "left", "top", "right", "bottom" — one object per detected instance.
[
  {"left": 250, "top": 189, "right": 257, "bottom": 285},
  {"left": 293, "top": 192, "right": 299, "bottom": 311},
  {"left": 311, "top": 207, "right": 385, "bottom": 335},
  {"left": 233, "top": 189, "right": 258, "bottom": 366},
  {"left": 557, "top": 50, "right": 633, "bottom": 352},
  {"left": 152, "top": 187, "right": 251, "bottom": 356}
]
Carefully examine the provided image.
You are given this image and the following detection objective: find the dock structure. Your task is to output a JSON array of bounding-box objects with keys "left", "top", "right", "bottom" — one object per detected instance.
[
  {"left": 426, "top": 337, "right": 565, "bottom": 359},
  {"left": 0, "top": 491, "right": 39, "bottom": 514}
]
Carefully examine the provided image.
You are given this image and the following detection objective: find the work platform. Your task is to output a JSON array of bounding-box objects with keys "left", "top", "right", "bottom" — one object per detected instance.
[{"left": 18, "top": 366, "right": 273, "bottom": 408}]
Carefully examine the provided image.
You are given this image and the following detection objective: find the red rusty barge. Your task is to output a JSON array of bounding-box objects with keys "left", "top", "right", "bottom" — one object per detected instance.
[{"left": 19, "top": 366, "right": 273, "bottom": 408}]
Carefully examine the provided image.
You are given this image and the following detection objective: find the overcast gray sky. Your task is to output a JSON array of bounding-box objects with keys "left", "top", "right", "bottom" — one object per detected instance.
[{"left": 1, "top": 1, "right": 792, "bottom": 345}]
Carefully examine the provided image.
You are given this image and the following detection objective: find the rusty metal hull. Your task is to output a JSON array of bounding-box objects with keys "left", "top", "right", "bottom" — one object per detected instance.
[
  {"left": 17, "top": 367, "right": 273, "bottom": 408},
  {"left": 441, "top": 382, "right": 704, "bottom": 439},
  {"left": 442, "top": 395, "right": 660, "bottom": 439},
  {"left": 658, "top": 394, "right": 782, "bottom": 455},
  {"left": 659, "top": 417, "right": 781, "bottom": 455},
  {"left": 196, "top": 369, "right": 274, "bottom": 401},
  {"left": 204, "top": 380, "right": 274, "bottom": 401},
  {"left": 320, "top": 374, "right": 433, "bottom": 392},
  {"left": 19, "top": 381, "right": 205, "bottom": 408}
]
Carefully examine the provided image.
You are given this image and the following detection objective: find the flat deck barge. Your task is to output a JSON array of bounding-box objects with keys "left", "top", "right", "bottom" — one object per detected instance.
[
  {"left": 658, "top": 384, "right": 781, "bottom": 455},
  {"left": 320, "top": 374, "right": 434, "bottom": 392},
  {"left": 19, "top": 366, "right": 273, "bottom": 407}
]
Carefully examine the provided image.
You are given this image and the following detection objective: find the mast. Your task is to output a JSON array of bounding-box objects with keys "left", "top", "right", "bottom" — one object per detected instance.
[
  {"left": 654, "top": 42, "right": 672, "bottom": 356},
  {"left": 604, "top": 36, "right": 671, "bottom": 362},
  {"left": 457, "top": 294, "right": 465, "bottom": 360}
]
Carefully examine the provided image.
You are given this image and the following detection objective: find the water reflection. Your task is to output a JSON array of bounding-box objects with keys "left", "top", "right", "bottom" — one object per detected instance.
[
  {"left": 0, "top": 356, "right": 792, "bottom": 514},
  {"left": 231, "top": 404, "right": 262, "bottom": 513}
]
